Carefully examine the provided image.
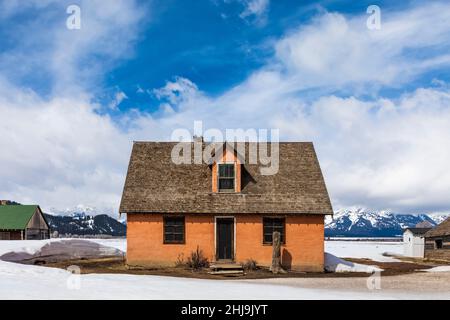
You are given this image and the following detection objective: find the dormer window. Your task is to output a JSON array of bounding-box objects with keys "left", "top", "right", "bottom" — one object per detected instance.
[{"left": 218, "top": 163, "right": 235, "bottom": 192}]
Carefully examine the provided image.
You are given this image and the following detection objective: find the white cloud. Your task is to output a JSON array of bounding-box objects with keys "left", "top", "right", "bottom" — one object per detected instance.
[
  {"left": 136, "top": 85, "right": 145, "bottom": 94},
  {"left": 0, "top": 0, "right": 58, "bottom": 19},
  {"left": 147, "top": 78, "right": 450, "bottom": 214},
  {"left": 275, "top": 3, "right": 450, "bottom": 89},
  {"left": 303, "top": 89, "right": 450, "bottom": 213},
  {"left": 217, "top": 0, "right": 269, "bottom": 25},
  {"left": 0, "top": 83, "right": 131, "bottom": 215},
  {"left": 153, "top": 77, "right": 200, "bottom": 106},
  {"left": 108, "top": 90, "right": 128, "bottom": 110},
  {"left": 239, "top": 0, "right": 270, "bottom": 25},
  {"left": 0, "top": 0, "right": 147, "bottom": 215},
  {"left": 0, "top": 0, "right": 146, "bottom": 95}
]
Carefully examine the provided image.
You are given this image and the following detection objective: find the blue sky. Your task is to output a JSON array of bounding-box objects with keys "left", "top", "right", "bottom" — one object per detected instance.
[
  {"left": 2, "top": 0, "right": 435, "bottom": 112},
  {"left": 1, "top": 0, "right": 450, "bottom": 215}
]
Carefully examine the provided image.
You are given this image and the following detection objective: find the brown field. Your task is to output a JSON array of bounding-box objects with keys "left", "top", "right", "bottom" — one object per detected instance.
[{"left": 40, "top": 256, "right": 447, "bottom": 280}]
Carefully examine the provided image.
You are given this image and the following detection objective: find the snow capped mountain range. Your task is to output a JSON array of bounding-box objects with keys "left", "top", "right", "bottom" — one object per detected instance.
[
  {"left": 44, "top": 205, "right": 126, "bottom": 236},
  {"left": 325, "top": 208, "right": 449, "bottom": 237},
  {"left": 48, "top": 204, "right": 116, "bottom": 218}
]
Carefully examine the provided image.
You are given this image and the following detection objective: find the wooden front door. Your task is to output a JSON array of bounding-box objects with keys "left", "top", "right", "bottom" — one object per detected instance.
[{"left": 216, "top": 218, "right": 234, "bottom": 260}]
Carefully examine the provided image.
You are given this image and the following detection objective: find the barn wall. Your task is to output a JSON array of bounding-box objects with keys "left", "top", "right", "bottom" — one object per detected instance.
[
  {"left": 26, "top": 208, "right": 49, "bottom": 230},
  {"left": 0, "top": 230, "right": 22, "bottom": 240},
  {"left": 25, "top": 208, "right": 50, "bottom": 240},
  {"left": 425, "top": 236, "right": 450, "bottom": 261},
  {"left": 10, "top": 230, "right": 22, "bottom": 240}
]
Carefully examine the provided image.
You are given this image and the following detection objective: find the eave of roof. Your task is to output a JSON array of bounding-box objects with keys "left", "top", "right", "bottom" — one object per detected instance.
[
  {"left": 425, "top": 217, "right": 450, "bottom": 238},
  {"left": 404, "top": 227, "right": 432, "bottom": 235}
]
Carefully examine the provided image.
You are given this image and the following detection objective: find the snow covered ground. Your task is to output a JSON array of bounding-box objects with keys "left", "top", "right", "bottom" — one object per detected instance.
[
  {"left": 324, "top": 253, "right": 382, "bottom": 273},
  {"left": 325, "top": 240, "right": 403, "bottom": 262},
  {"left": 0, "top": 238, "right": 448, "bottom": 300},
  {"left": 0, "top": 260, "right": 439, "bottom": 300},
  {"left": 87, "top": 238, "right": 126, "bottom": 252},
  {"left": 423, "top": 266, "right": 450, "bottom": 272},
  {"left": 0, "top": 261, "right": 409, "bottom": 300}
]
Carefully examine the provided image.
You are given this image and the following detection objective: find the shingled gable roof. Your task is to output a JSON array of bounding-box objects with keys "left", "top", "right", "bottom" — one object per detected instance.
[
  {"left": 404, "top": 227, "right": 432, "bottom": 236},
  {"left": 119, "top": 141, "right": 333, "bottom": 215},
  {"left": 425, "top": 217, "right": 450, "bottom": 238}
]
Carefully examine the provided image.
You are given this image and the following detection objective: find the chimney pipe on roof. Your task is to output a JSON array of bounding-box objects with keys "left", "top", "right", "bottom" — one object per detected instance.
[{"left": 193, "top": 135, "right": 204, "bottom": 143}]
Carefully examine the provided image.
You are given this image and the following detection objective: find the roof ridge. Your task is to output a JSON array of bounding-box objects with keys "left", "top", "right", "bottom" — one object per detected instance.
[{"left": 132, "top": 141, "right": 314, "bottom": 144}]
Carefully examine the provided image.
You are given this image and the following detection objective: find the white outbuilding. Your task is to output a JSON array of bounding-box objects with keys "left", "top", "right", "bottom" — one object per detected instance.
[{"left": 403, "top": 228, "right": 432, "bottom": 258}]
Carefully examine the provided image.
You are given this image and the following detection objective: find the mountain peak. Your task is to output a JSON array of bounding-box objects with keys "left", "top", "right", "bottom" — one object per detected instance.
[
  {"left": 47, "top": 204, "right": 116, "bottom": 218},
  {"left": 44, "top": 212, "right": 125, "bottom": 237},
  {"left": 326, "top": 209, "right": 449, "bottom": 237}
]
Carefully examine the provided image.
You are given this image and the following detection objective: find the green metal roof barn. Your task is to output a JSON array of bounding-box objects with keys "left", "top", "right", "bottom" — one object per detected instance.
[{"left": 0, "top": 205, "right": 50, "bottom": 240}]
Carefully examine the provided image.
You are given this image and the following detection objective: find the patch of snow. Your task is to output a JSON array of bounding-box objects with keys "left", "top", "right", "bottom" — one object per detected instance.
[
  {"left": 0, "top": 238, "right": 126, "bottom": 257},
  {"left": 0, "top": 240, "right": 123, "bottom": 263},
  {"left": 423, "top": 266, "right": 450, "bottom": 272},
  {"left": 0, "top": 239, "right": 54, "bottom": 256},
  {"left": 324, "top": 253, "right": 382, "bottom": 273},
  {"left": 88, "top": 238, "right": 126, "bottom": 252},
  {"left": 325, "top": 241, "right": 403, "bottom": 262}
]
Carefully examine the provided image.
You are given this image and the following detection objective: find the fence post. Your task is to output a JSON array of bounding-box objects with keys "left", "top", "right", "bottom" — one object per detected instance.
[{"left": 270, "top": 231, "right": 281, "bottom": 273}]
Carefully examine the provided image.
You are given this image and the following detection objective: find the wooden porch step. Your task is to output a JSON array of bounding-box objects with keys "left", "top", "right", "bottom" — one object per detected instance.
[
  {"left": 209, "top": 263, "right": 244, "bottom": 276},
  {"left": 210, "top": 263, "right": 243, "bottom": 270},
  {"left": 208, "top": 270, "right": 245, "bottom": 276}
]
